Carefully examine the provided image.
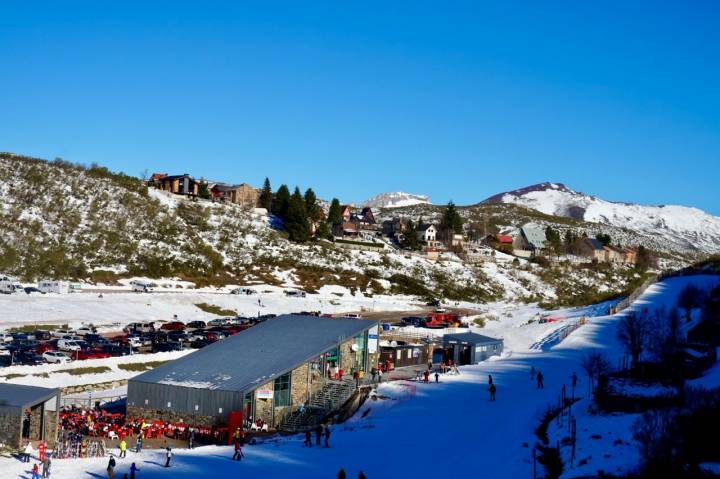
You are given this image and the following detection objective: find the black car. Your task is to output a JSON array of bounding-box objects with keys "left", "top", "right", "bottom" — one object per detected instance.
[
  {"left": 32, "top": 330, "right": 52, "bottom": 341},
  {"left": 152, "top": 341, "right": 183, "bottom": 353},
  {"left": 190, "top": 339, "right": 211, "bottom": 349},
  {"left": 401, "top": 316, "right": 425, "bottom": 327},
  {"left": 186, "top": 321, "right": 206, "bottom": 330},
  {"left": 24, "top": 287, "right": 45, "bottom": 295},
  {"left": 101, "top": 344, "right": 137, "bottom": 356},
  {"left": 15, "top": 351, "right": 45, "bottom": 365}
]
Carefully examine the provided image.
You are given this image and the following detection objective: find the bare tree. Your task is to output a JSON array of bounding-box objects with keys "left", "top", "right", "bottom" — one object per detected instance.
[
  {"left": 617, "top": 311, "right": 648, "bottom": 368},
  {"left": 580, "top": 351, "right": 612, "bottom": 396}
]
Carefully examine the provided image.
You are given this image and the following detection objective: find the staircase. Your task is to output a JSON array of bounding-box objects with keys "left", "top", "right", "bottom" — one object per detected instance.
[{"left": 280, "top": 378, "right": 357, "bottom": 432}]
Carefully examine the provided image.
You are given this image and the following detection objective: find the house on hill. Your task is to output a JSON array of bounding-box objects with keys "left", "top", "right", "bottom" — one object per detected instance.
[
  {"left": 571, "top": 237, "right": 607, "bottom": 262},
  {"left": 417, "top": 224, "right": 439, "bottom": 247},
  {"left": 156, "top": 174, "right": 201, "bottom": 197},
  {"left": 513, "top": 223, "right": 547, "bottom": 257},
  {"left": 211, "top": 183, "right": 258, "bottom": 207},
  {"left": 603, "top": 245, "right": 625, "bottom": 264}
]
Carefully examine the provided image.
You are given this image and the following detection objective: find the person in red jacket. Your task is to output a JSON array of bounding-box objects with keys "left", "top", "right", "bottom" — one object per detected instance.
[{"left": 423, "top": 369, "right": 430, "bottom": 383}]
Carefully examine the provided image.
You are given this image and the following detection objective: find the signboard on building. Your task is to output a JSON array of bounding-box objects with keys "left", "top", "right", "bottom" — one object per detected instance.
[
  {"left": 256, "top": 389, "right": 273, "bottom": 399},
  {"left": 367, "top": 325, "right": 379, "bottom": 354}
]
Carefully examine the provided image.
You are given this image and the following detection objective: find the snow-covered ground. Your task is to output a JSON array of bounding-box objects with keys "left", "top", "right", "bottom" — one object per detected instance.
[{"left": 1, "top": 275, "right": 717, "bottom": 478}]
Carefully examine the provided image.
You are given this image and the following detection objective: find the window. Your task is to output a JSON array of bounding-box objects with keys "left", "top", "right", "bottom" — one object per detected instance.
[
  {"left": 396, "top": 350, "right": 402, "bottom": 360},
  {"left": 273, "top": 373, "right": 291, "bottom": 408}
]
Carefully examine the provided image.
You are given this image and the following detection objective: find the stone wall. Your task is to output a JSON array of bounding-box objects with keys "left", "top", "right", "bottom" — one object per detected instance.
[
  {"left": 28, "top": 405, "right": 42, "bottom": 441},
  {"left": 339, "top": 339, "right": 355, "bottom": 373},
  {"left": 0, "top": 414, "right": 22, "bottom": 449},
  {"left": 126, "top": 405, "right": 218, "bottom": 427},
  {"left": 253, "top": 380, "right": 274, "bottom": 426},
  {"left": 43, "top": 411, "right": 57, "bottom": 448},
  {"left": 290, "top": 363, "right": 310, "bottom": 406}
]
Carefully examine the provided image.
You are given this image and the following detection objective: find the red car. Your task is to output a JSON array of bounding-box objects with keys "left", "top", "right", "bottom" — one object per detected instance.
[
  {"left": 73, "top": 349, "right": 112, "bottom": 360},
  {"left": 160, "top": 321, "right": 186, "bottom": 331},
  {"left": 36, "top": 342, "right": 56, "bottom": 354}
]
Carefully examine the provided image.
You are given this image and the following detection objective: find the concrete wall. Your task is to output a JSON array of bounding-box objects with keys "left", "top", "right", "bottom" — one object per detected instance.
[{"left": 0, "top": 412, "right": 22, "bottom": 449}]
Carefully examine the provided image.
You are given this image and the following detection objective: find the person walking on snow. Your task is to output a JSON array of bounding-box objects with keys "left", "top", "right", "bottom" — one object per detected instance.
[
  {"left": 337, "top": 469, "right": 346, "bottom": 479},
  {"left": 304, "top": 430, "right": 312, "bottom": 447},
  {"left": 423, "top": 370, "right": 430, "bottom": 384},
  {"left": 232, "top": 439, "right": 243, "bottom": 461},
  {"left": 41, "top": 454, "right": 51, "bottom": 478},
  {"left": 488, "top": 374, "right": 493, "bottom": 385},
  {"left": 536, "top": 371, "right": 544, "bottom": 389},
  {"left": 164, "top": 446, "right": 172, "bottom": 467},
  {"left": 106, "top": 455, "right": 116, "bottom": 479},
  {"left": 31, "top": 463, "right": 40, "bottom": 479},
  {"left": 119, "top": 439, "right": 127, "bottom": 458},
  {"left": 135, "top": 435, "right": 143, "bottom": 453},
  {"left": 489, "top": 383, "right": 496, "bottom": 401},
  {"left": 315, "top": 424, "right": 323, "bottom": 446},
  {"left": 434, "top": 371, "right": 439, "bottom": 383},
  {"left": 188, "top": 427, "right": 195, "bottom": 449},
  {"left": 324, "top": 424, "right": 331, "bottom": 448},
  {"left": 130, "top": 462, "right": 138, "bottom": 479}
]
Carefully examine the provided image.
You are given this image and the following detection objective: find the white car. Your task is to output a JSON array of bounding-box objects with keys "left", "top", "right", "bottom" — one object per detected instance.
[
  {"left": 127, "top": 337, "right": 144, "bottom": 348},
  {"left": 0, "top": 333, "right": 13, "bottom": 343},
  {"left": 58, "top": 339, "right": 83, "bottom": 352},
  {"left": 0, "top": 345, "right": 11, "bottom": 356},
  {"left": 52, "top": 329, "right": 75, "bottom": 338},
  {"left": 207, "top": 318, "right": 230, "bottom": 327},
  {"left": 43, "top": 351, "right": 71, "bottom": 364},
  {"left": 75, "top": 327, "right": 96, "bottom": 336}
]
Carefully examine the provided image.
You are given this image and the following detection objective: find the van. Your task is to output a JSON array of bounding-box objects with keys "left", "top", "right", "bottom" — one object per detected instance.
[
  {"left": 58, "top": 339, "right": 83, "bottom": 351},
  {"left": 123, "top": 322, "right": 155, "bottom": 333},
  {"left": 130, "top": 280, "right": 156, "bottom": 293},
  {"left": 38, "top": 280, "right": 70, "bottom": 294},
  {"left": 0, "top": 275, "right": 22, "bottom": 294}
]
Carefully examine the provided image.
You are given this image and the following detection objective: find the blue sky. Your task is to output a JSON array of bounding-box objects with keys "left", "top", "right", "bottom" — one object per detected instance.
[{"left": 1, "top": 1, "right": 718, "bottom": 213}]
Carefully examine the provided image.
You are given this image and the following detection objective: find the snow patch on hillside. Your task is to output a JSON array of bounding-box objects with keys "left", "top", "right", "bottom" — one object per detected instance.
[{"left": 362, "top": 192, "right": 430, "bottom": 209}]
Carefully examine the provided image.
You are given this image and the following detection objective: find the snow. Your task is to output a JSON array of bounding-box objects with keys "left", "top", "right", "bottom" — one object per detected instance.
[
  {"left": 498, "top": 184, "right": 720, "bottom": 255},
  {"left": 1, "top": 275, "right": 718, "bottom": 478},
  {"left": 361, "top": 192, "right": 430, "bottom": 209}
]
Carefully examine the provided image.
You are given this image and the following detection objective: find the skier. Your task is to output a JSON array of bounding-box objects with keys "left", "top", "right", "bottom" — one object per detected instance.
[
  {"left": 107, "top": 455, "right": 116, "bottom": 479},
  {"left": 135, "top": 435, "right": 143, "bottom": 453},
  {"left": 164, "top": 446, "right": 172, "bottom": 468},
  {"left": 41, "top": 454, "right": 51, "bottom": 478},
  {"left": 337, "top": 469, "right": 347, "bottom": 479},
  {"left": 489, "top": 383, "right": 496, "bottom": 401},
  {"left": 304, "top": 430, "right": 312, "bottom": 447},
  {"left": 130, "top": 462, "right": 138, "bottom": 479},
  {"left": 488, "top": 374, "right": 493, "bottom": 385},
  {"left": 188, "top": 427, "right": 195, "bottom": 449},
  {"left": 423, "top": 370, "right": 429, "bottom": 384},
  {"left": 324, "top": 423, "right": 331, "bottom": 448},
  {"left": 31, "top": 463, "right": 40, "bottom": 479},
  {"left": 119, "top": 439, "right": 127, "bottom": 458},
  {"left": 434, "top": 371, "right": 439, "bottom": 383},
  {"left": 530, "top": 366, "right": 536, "bottom": 381},
  {"left": 232, "top": 439, "right": 243, "bottom": 461},
  {"left": 536, "top": 371, "right": 544, "bottom": 389},
  {"left": 315, "top": 424, "right": 323, "bottom": 446}
]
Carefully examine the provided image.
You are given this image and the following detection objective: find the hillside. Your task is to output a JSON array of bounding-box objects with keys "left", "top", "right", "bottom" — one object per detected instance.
[{"left": 0, "top": 153, "right": 660, "bottom": 306}]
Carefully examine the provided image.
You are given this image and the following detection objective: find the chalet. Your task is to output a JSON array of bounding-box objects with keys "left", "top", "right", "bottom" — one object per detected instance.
[
  {"left": 157, "top": 174, "right": 201, "bottom": 197},
  {"left": 621, "top": 246, "right": 638, "bottom": 266},
  {"left": 340, "top": 205, "right": 353, "bottom": 222},
  {"left": 150, "top": 172, "right": 167, "bottom": 183},
  {"left": 603, "top": 245, "right": 624, "bottom": 264},
  {"left": 211, "top": 183, "right": 258, "bottom": 207},
  {"left": 572, "top": 237, "right": 607, "bottom": 262},
  {"left": 513, "top": 223, "right": 547, "bottom": 257},
  {"left": 485, "top": 234, "right": 514, "bottom": 254},
  {"left": 417, "top": 224, "right": 439, "bottom": 247}
]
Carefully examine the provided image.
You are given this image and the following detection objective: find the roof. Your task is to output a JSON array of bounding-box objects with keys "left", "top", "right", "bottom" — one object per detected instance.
[
  {"left": 131, "top": 315, "right": 378, "bottom": 394},
  {"left": 521, "top": 224, "right": 547, "bottom": 249},
  {"left": 443, "top": 332, "right": 503, "bottom": 345},
  {"left": 0, "top": 384, "right": 58, "bottom": 411},
  {"left": 417, "top": 224, "right": 435, "bottom": 232},
  {"left": 584, "top": 238, "right": 605, "bottom": 251},
  {"left": 496, "top": 234, "right": 513, "bottom": 244}
]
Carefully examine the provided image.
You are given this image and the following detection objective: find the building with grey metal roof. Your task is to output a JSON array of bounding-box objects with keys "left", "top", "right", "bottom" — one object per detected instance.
[
  {"left": 127, "top": 315, "right": 379, "bottom": 430},
  {"left": 440, "top": 332, "right": 504, "bottom": 365},
  {"left": 0, "top": 383, "right": 59, "bottom": 448}
]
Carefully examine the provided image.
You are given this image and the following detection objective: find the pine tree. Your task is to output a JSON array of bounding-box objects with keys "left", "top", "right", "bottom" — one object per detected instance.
[
  {"left": 401, "top": 220, "right": 421, "bottom": 250},
  {"left": 327, "top": 198, "right": 342, "bottom": 225},
  {"left": 198, "top": 179, "right": 211, "bottom": 200},
  {"left": 443, "top": 201, "right": 463, "bottom": 234},
  {"left": 545, "top": 226, "right": 562, "bottom": 254},
  {"left": 258, "top": 177, "right": 272, "bottom": 209},
  {"left": 304, "top": 188, "right": 322, "bottom": 222},
  {"left": 285, "top": 187, "right": 310, "bottom": 242},
  {"left": 272, "top": 184, "right": 290, "bottom": 218}
]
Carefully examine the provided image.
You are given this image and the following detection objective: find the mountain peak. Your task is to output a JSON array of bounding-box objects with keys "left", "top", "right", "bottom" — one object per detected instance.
[
  {"left": 361, "top": 192, "right": 430, "bottom": 209},
  {"left": 482, "top": 182, "right": 576, "bottom": 204}
]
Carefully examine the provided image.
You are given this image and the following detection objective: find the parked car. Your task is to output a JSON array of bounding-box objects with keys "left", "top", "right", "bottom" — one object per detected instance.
[
  {"left": 58, "top": 339, "right": 83, "bottom": 351},
  {"left": 207, "top": 318, "right": 230, "bottom": 327},
  {"left": 230, "top": 287, "right": 256, "bottom": 295},
  {"left": 101, "top": 344, "right": 137, "bottom": 356},
  {"left": 190, "top": 339, "right": 211, "bottom": 349},
  {"left": 73, "top": 349, "right": 112, "bottom": 360},
  {"left": 52, "top": 329, "right": 75, "bottom": 339},
  {"left": 35, "top": 342, "right": 55, "bottom": 354},
  {"left": 0, "top": 344, "right": 11, "bottom": 356},
  {"left": 123, "top": 322, "right": 155, "bottom": 334},
  {"left": 152, "top": 342, "right": 183, "bottom": 352},
  {"left": 42, "top": 351, "right": 71, "bottom": 364},
  {"left": 15, "top": 352, "right": 45, "bottom": 365},
  {"left": 23, "top": 287, "right": 45, "bottom": 295},
  {"left": 401, "top": 316, "right": 425, "bottom": 327},
  {"left": 32, "top": 330, "right": 52, "bottom": 341},
  {"left": 75, "top": 326, "right": 96, "bottom": 336},
  {"left": 185, "top": 321, "right": 207, "bottom": 330},
  {"left": 130, "top": 280, "right": 156, "bottom": 293},
  {"left": 160, "top": 321, "right": 185, "bottom": 331},
  {"left": 0, "top": 333, "right": 15, "bottom": 343},
  {"left": 284, "top": 289, "right": 307, "bottom": 298}
]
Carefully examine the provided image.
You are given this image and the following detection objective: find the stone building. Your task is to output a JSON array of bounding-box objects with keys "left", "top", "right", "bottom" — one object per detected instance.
[
  {"left": 0, "top": 384, "right": 59, "bottom": 449},
  {"left": 127, "top": 315, "right": 378, "bottom": 432}
]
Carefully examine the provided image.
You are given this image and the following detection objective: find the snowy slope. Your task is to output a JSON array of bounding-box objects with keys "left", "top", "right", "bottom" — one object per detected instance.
[
  {"left": 362, "top": 191, "right": 430, "bottom": 208},
  {"left": 484, "top": 182, "right": 720, "bottom": 255}
]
